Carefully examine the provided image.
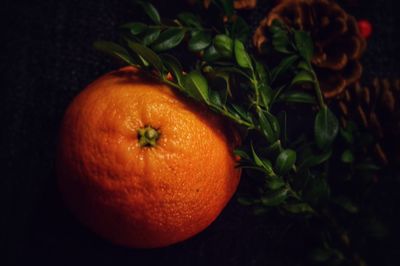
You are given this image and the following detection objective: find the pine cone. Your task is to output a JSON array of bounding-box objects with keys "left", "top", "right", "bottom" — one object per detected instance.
[
  {"left": 338, "top": 78, "right": 400, "bottom": 165},
  {"left": 253, "top": 0, "right": 366, "bottom": 98},
  {"left": 189, "top": 0, "right": 257, "bottom": 9},
  {"left": 234, "top": 0, "right": 258, "bottom": 9}
]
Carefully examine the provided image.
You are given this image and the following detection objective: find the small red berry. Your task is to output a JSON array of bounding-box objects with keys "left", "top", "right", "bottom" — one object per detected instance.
[{"left": 358, "top": 19, "right": 372, "bottom": 39}]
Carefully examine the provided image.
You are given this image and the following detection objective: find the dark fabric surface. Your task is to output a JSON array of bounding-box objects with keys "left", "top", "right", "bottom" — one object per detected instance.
[{"left": 2, "top": 0, "right": 399, "bottom": 265}]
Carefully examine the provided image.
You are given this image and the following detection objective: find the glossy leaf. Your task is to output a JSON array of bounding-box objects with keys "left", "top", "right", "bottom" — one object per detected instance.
[
  {"left": 265, "top": 111, "right": 280, "bottom": 141},
  {"left": 294, "top": 30, "right": 313, "bottom": 62},
  {"left": 151, "top": 28, "right": 186, "bottom": 51},
  {"left": 272, "top": 30, "right": 291, "bottom": 54},
  {"left": 271, "top": 54, "right": 298, "bottom": 82},
  {"left": 177, "top": 12, "right": 202, "bottom": 29},
  {"left": 297, "top": 60, "right": 311, "bottom": 71},
  {"left": 231, "top": 16, "right": 250, "bottom": 42},
  {"left": 261, "top": 187, "right": 288, "bottom": 206},
  {"left": 299, "top": 149, "right": 332, "bottom": 170},
  {"left": 127, "top": 41, "right": 163, "bottom": 72},
  {"left": 291, "top": 70, "right": 314, "bottom": 86},
  {"left": 183, "top": 71, "right": 209, "bottom": 102},
  {"left": 93, "top": 41, "right": 134, "bottom": 65},
  {"left": 230, "top": 104, "right": 250, "bottom": 121},
  {"left": 278, "top": 91, "right": 316, "bottom": 104},
  {"left": 136, "top": 0, "right": 161, "bottom": 24},
  {"left": 315, "top": 106, "right": 339, "bottom": 150},
  {"left": 258, "top": 111, "right": 277, "bottom": 143},
  {"left": 234, "top": 148, "right": 251, "bottom": 160},
  {"left": 275, "top": 149, "right": 296, "bottom": 175},
  {"left": 266, "top": 176, "right": 285, "bottom": 190},
  {"left": 119, "top": 22, "right": 147, "bottom": 35},
  {"left": 234, "top": 39, "right": 252, "bottom": 69},
  {"left": 160, "top": 54, "right": 183, "bottom": 85},
  {"left": 142, "top": 29, "right": 161, "bottom": 46},
  {"left": 250, "top": 144, "right": 275, "bottom": 176},
  {"left": 209, "top": 90, "right": 223, "bottom": 107},
  {"left": 188, "top": 31, "right": 211, "bottom": 51},
  {"left": 214, "top": 34, "right": 233, "bottom": 58},
  {"left": 203, "top": 45, "right": 221, "bottom": 62}
]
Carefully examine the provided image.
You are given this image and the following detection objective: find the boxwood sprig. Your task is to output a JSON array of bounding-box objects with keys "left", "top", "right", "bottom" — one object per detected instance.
[{"left": 93, "top": 0, "right": 339, "bottom": 216}]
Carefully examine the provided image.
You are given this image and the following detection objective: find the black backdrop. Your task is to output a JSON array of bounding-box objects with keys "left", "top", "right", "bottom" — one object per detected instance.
[{"left": 2, "top": 0, "right": 399, "bottom": 265}]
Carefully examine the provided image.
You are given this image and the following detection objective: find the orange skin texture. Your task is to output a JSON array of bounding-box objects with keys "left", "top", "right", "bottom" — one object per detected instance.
[{"left": 57, "top": 66, "right": 241, "bottom": 248}]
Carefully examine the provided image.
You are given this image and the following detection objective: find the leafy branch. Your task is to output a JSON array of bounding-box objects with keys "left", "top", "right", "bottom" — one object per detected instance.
[{"left": 92, "top": 1, "right": 383, "bottom": 265}]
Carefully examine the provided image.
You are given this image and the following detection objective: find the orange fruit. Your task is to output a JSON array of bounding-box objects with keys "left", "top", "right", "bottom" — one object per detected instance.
[{"left": 57, "top": 66, "right": 241, "bottom": 248}]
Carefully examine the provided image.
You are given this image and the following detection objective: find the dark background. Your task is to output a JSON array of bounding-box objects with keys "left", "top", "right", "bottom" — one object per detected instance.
[{"left": 2, "top": 0, "right": 399, "bottom": 265}]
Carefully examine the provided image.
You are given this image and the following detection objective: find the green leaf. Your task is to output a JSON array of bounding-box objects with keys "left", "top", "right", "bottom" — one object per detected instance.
[
  {"left": 332, "top": 196, "right": 358, "bottom": 213},
  {"left": 250, "top": 143, "right": 265, "bottom": 168},
  {"left": 340, "top": 127, "right": 354, "bottom": 144},
  {"left": 259, "top": 83, "right": 273, "bottom": 109},
  {"left": 278, "top": 91, "right": 316, "bottom": 104},
  {"left": 303, "top": 176, "right": 330, "bottom": 205},
  {"left": 261, "top": 187, "right": 288, "bottom": 206},
  {"left": 283, "top": 203, "right": 314, "bottom": 214},
  {"left": 160, "top": 54, "right": 183, "bottom": 85},
  {"left": 314, "top": 106, "right": 339, "bottom": 150},
  {"left": 265, "top": 111, "right": 280, "bottom": 140},
  {"left": 255, "top": 61, "right": 272, "bottom": 108},
  {"left": 299, "top": 149, "right": 332, "bottom": 170},
  {"left": 215, "top": 0, "right": 234, "bottom": 17},
  {"left": 136, "top": 0, "right": 161, "bottom": 24},
  {"left": 120, "top": 22, "right": 147, "bottom": 35},
  {"left": 275, "top": 149, "right": 296, "bottom": 175},
  {"left": 188, "top": 31, "right": 212, "bottom": 51},
  {"left": 142, "top": 29, "right": 161, "bottom": 46},
  {"left": 214, "top": 34, "right": 233, "bottom": 58},
  {"left": 262, "top": 140, "right": 283, "bottom": 158},
  {"left": 214, "top": 67, "right": 250, "bottom": 79},
  {"left": 258, "top": 111, "right": 277, "bottom": 143},
  {"left": 177, "top": 12, "right": 202, "bottom": 29},
  {"left": 203, "top": 45, "right": 221, "bottom": 62},
  {"left": 341, "top": 149, "right": 354, "bottom": 163},
  {"left": 272, "top": 30, "right": 291, "bottom": 54},
  {"left": 93, "top": 41, "right": 135, "bottom": 65},
  {"left": 255, "top": 60, "right": 269, "bottom": 83},
  {"left": 291, "top": 70, "right": 314, "bottom": 86},
  {"left": 250, "top": 144, "right": 275, "bottom": 176},
  {"left": 234, "top": 148, "right": 251, "bottom": 160},
  {"left": 294, "top": 30, "right": 314, "bottom": 62},
  {"left": 297, "top": 60, "right": 311, "bottom": 71},
  {"left": 234, "top": 39, "right": 253, "bottom": 69},
  {"left": 183, "top": 71, "right": 209, "bottom": 102},
  {"left": 126, "top": 41, "right": 163, "bottom": 72},
  {"left": 209, "top": 90, "right": 223, "bottom": 107},
  {"left": 230, "top": 104, "right": 251, "bottom": 121},
  {"left": 269, "top": 19, "right": 286, "bottom": 33},
  {"left": 271, "top": 54, "right": 299, "bottom": 82},
  {"left": 214, "top": 71, "right": 231, "bottom": 100},
  {"left": 237, "top": 197, "right": 256, "bottom": 206},
  {"left": 266, "top": 176, "right": 285, "bottom": 190},
  {"left": 231, "top": 16, "right": 250, "bottom": 42},
  {"left": 151, "top": 28, "right": 186, "bottom": 51}
]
